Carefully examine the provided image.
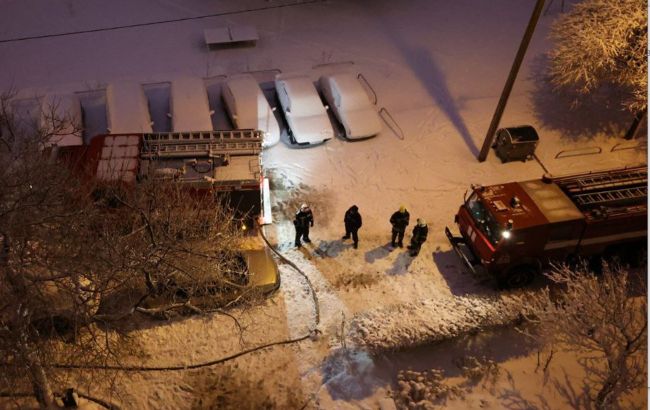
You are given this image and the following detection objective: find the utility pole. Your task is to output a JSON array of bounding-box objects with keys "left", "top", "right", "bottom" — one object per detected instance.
[
  {"left": 478, "top": 0, "right": 546, "bottom": 162},
  {"left": 624, "top": 109, "right": 647, "bottom": 140}
]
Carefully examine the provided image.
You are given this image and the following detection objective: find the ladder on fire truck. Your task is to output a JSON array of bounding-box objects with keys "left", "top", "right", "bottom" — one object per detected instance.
[
  {"left": 552, "top": 166, "right": 648, "bottom": 208},
  {"left": 140, "top": 129, "right": 263, "bottom": 159}
]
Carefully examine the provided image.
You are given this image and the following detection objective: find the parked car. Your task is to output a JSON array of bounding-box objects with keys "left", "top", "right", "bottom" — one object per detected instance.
[
  {"left": 40, "top": 93, "right": 84, "bottom": 146},
  {"left": 106, "top": 81, "right": 153, "bottom": 134},
  {"left": 319, "top": 72, "right": 381, "bottom": 139},
  {"left": 275, "top": 74, "right": 333, "bottom": 145},
  {"left": 170, "top": 77, "right": 214, "bottom": 132},
  {"left": 222, "top": 74, "right": 280, "bottom": 148}
]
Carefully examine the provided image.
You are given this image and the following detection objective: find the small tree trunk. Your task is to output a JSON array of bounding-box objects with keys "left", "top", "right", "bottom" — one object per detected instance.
[
  {"left": 19, "top": 343, "right": 56, "bottom": 409},
  {"left": 624, "top": 108, "right": 647, "bottom": 140},
  {"left": 595, "top": 376, "right": 617, "bottom": 410},
  {"left": 595, "top": 351, "right": 628, "bottom": 410}
]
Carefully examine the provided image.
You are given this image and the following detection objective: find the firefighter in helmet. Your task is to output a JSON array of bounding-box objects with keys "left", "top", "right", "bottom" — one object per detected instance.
[
  {"left": 389, "top": 205, "right": 410, "bottom": 248},
  {"left": 294, "top": 203, "right": 314, "bottom": 247},
  {"left": 342, "top": 205, "right": 362, "bottom": 249},
  {"left": 408, "top": 218, "right": 428, "bottom": 256}
]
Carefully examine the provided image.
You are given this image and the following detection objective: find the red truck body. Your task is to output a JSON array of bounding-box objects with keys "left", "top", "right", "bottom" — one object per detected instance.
[
  {"left": 56, "top": 130, "right": 270, "bottom": 229},
  {"left": 446, "top": 166, "right": 647, "bottom": 287}
]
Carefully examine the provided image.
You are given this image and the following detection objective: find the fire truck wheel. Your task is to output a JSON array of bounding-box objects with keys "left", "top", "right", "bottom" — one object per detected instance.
[{"left": 501, "top": 265, "right": 536, "bottom": 289}]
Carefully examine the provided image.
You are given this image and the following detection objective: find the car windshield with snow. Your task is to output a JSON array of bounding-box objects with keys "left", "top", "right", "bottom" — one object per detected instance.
[
  {"left": 319, "top": 72, "right": 381, "bottom": 139},
  {"left": 275, "top": 74, "right": 333, "bottom": 145},
  {"left": 223, "top": 74, "right": 280, "bottom": 148}
]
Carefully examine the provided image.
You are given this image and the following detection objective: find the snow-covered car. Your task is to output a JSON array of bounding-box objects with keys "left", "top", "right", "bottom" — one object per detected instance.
[
  {"left": 170, "top": 77, "right": 214, "bottom": 132},
  {"left": 319, "top": 72, "right": 381, "bottom": 139},
  {"left": 106, "top": 81, "right": 153, "bottom": 134},
  {"left": 222, "top": 74, "right": 280, "bottom": 148},
  {"left": 275, "top": 74, "right": 334, "bottom": 145}
]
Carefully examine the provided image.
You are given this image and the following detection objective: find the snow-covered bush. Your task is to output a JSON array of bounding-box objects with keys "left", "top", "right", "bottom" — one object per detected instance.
[
  {"left": 523, "top": 263, "right": 647, "bottom": 409},
  {"left": 549, "top": 0, "right": 647, "bottom": 112},
  {"left": 453, "top": 355, "right": 500, "bottom": 387},
  {"left": 348, "top": 294, "right": 530, "bottom": 352},
  {"left": 394, "top": 369, "right": 460, "bottom": 409}
]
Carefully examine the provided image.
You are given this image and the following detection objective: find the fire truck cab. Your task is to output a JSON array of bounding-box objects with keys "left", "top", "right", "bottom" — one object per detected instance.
[{"left": 446, "top": 166, "right": 647, "bottom": 288}]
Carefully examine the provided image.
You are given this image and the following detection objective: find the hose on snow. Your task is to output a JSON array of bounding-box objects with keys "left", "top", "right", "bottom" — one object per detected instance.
[{"left": 259, "top": 223, "right": 321, "bottom": 328}]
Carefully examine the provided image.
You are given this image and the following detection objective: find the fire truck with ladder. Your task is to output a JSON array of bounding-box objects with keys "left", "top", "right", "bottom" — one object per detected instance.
[
  {"left": 58, "top": 130, "right": 272, "bottom": 227},
  {"left": 56, "top": 129, "right": 279, "bottom": 295},
  {"left": 446, "top": 165, "right": 647, "bottom": 288}
]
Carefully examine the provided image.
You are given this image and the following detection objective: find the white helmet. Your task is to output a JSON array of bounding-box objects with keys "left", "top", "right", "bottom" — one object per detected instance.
[
  {"left": 417, "top": 218, "right": 426, "bottom": 226},
  {"left": 300, "top": 203, "right": 310, "bottom": 211}
]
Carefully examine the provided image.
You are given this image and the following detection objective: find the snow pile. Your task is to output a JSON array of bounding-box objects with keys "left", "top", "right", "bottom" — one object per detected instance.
[
  {"left": 348, "top": 294, "right": 527, "bottom": 351},
  {"left": 394, "top": 369, "right": 458, "bottom": 409}
]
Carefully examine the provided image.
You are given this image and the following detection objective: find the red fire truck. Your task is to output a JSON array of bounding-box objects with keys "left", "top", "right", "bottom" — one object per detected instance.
[
  {"left": 61, "top": 131, "right": 270, "bottom": 223},
  {"left": 446, "top": 165, "right": 647, "bottom": 288},
  {"left": 57, "top": 129, "right": 279, "bottom": 294}
]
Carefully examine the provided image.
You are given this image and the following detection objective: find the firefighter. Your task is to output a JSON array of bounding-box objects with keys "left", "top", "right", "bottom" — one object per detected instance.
[
  {"left": 408, "top": 218, "right": 428, "bottom": 256},
  {"left": 342, "top": 205, "right": 362, "bottom": 249},
  {"left": 294, "top": 203, "right": 314, "bottom": 247},
  {"left": 389, "top": 205, "right": 410, "bottom": 248}
]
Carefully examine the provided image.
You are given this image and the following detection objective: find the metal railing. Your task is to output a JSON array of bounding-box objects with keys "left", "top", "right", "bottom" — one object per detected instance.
[{"left": 141, "top": 130, "right": 262, "bottom": 158}]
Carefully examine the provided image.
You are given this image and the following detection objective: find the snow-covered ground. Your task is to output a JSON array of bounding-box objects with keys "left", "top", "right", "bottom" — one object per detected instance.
[{"left": 1, "top": 0, "right": 646, "bottom": 408}]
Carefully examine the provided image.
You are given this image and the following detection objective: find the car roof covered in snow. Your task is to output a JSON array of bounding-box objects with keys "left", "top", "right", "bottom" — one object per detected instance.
[
  {"left": 277, "top": 75, "right": 324, "bottom": 117},
  {"left": 325, "top": 72, "right": 370, "bottom": 110},
  {"left": 225, "top": 74, "right": 265, "bottom": 125},
  {"left": 170, "top": 77, "right": 213, "bottom": 132},
  {"left": 106, "top": 81, "right": 152, "bottom": 134},
  {"left": 224, "top": 74, "right": 280, "bottom": 147}
]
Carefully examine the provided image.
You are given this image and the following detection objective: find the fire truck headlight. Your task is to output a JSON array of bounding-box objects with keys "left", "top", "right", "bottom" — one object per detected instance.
[{"left": 501, "top": 230, "right": 511, "bottom": 239}]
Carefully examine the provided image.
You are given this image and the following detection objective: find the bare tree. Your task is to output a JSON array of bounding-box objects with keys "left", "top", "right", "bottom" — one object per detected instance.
[
  {"left": 548, "top": 0, "right": 647, "bottom": 114},
  {"left": 0, "top": 91, "right": 249, "bottom": 407},
  {"left": 524, "top": 263, "right": 647, "bottom": 409}
]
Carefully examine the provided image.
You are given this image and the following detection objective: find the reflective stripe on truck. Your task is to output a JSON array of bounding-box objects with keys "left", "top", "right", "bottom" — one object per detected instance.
[{"left": 580, "top": 230, "right": 647, "bottom": 246}]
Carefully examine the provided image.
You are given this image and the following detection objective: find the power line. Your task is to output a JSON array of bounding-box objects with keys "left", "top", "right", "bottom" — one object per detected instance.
[{"left": 0, "top": 0, "right": 323, "bottom": 44}]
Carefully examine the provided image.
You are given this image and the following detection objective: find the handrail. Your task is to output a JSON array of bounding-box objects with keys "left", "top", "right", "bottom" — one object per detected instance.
[
  {"left": 143, "top": 129, "right": 262, "bottom": 143},
  {"left": 357, "top": 73, "right": 378, "bottom": 105},
  {"left": 203, "top": 74, "right": 227, "bottom": 81},
  {"left": 379, "top": 107, "right": 405, "bottom": 140},
  {"left": 242, "top": 68, "right": 282, "bottom": 76},
  {"left": 140, "top": 130, "right": 263, "bottom": 158},
  {"left": 554, "top": 146, "right": 601, "bottom": 159},
  {"left": 311, "top": 61, "right": 355, "bottom": 69},
  {"left": 610, "top": 142, "right": 647, "bottom": 152}
]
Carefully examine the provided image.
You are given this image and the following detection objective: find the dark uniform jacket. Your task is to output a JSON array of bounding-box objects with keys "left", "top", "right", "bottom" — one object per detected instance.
[
  {"left": 412, "top": 224, "right": 428, "bottom": 244},
  {"left": 390, "top": 210, "right": 410, "bottom": 232},
  {"left": 294, "top": 209, "right": 314, "bottom": 229},
  {"left": 344, "top": 206, "right": 362, "bottom": 230}
]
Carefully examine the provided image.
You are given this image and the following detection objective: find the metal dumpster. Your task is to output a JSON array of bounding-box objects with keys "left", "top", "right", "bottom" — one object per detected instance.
[{"left": 494, "top": 125, "right": 539, "bottom": 162}]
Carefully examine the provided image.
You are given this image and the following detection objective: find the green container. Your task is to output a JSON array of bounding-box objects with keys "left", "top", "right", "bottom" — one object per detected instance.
[{"left": 494, "top": 125, "right": 539, "bottom": 163}]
